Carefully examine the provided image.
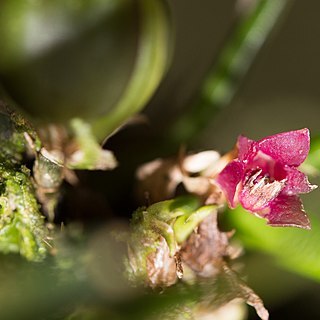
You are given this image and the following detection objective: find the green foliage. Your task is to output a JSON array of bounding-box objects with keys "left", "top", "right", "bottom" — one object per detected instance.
[
  {"left": 0, "top": 165, "right": 48, "bottom": 261},
  {"left": 0, "top": 108, "right": 49, "bottom": 261},
  {"left": 226, "top": 206, "right": 320, "bottom": 282},
  {"left": 92, "top": 0, "right": 172, "bottom": 140}
]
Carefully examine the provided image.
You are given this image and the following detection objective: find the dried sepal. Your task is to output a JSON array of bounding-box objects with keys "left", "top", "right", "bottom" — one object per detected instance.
[
  {"left": 180, "top": 213, "right": 231, "bottom": 278},
  {"left": 181, "top": 213, "right": 268, "bottom": 320},
  {"left": 136, "top": 150, "right": 230, "bottom": 204},
  {"left": 146, "top": 236, "right": 178, "bottom": 288},
  {"left": 136, "top": 158, "right": 183, "bottom": 203}
]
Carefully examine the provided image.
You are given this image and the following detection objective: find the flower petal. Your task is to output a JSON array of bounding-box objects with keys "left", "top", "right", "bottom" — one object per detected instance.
[
  {"left": 216, "top": 160, "right": 244, "bottom": 208},
  {"left": 257, "top": 128, "right": 310, "bottom": 166},
  {"left": 266, "top": 195, "right": 311, "bottom": 229},
  {"left": 282, "top": 166, "right": 317, "bottom": 195},
  {"left": 237, "top": 135, "right": 256, "bottom": 161},
  {"left": 239, "top": 170, "right": 285, "bottom": 212}
]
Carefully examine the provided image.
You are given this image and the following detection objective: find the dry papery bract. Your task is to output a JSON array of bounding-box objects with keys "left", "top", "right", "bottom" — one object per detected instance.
[{"left": 136, "top": 149, "right": 236, "bottom": 204}]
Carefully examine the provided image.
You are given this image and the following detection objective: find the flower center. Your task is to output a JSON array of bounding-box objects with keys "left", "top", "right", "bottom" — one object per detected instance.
[{"left": 240, "top": 169, "right": 286, "bottom": 212}]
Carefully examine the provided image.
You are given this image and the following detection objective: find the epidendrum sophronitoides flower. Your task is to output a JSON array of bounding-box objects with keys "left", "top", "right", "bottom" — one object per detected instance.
[{"left": 216, "top": 129, "right": 317, "bottom": 229}]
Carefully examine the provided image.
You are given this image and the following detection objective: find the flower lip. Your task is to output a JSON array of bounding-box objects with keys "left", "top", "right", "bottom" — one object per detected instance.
[{"left": 239, "top": 168, "right": 286, "bottom": 212}]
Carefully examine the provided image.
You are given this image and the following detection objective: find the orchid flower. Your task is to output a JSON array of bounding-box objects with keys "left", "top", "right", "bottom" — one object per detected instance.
[{"left": 216, "top": 129, "right": 317, "bottom": 229}]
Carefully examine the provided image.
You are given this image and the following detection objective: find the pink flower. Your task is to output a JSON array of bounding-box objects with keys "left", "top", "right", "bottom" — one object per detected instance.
[{"left": 216, "top": 129, "right": 317, "bottom": 229}]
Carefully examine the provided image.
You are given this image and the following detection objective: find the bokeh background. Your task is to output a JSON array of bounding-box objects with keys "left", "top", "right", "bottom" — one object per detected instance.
[{"left": 1, "top": 0, "right": 320, "bottom": 319}]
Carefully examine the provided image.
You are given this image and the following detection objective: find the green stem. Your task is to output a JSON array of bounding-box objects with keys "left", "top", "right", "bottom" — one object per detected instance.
[{"left": 169, "top": 0, "right": 289, "bottom": 144}]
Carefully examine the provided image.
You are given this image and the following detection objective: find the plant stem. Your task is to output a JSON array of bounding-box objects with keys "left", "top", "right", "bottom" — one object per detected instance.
[{"left": 169, "top": 0, "right": 289, "bottom": 145}]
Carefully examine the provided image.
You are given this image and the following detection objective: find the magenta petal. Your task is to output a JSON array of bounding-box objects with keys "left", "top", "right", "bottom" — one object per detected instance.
[
  {"left": 283, "top": 166, "right": 317, "bottom": 195},
  {"left": 237, "top": 135, "right": 256, "bottom": 161},
  {"left": 257, "top": 128, "right": 310, "bottom": 166},
  {"left": 266, "top": 195, "right": 311, "bottom": 229},
  {"left": 216, "top": 160, "right": 244, "bottom": 208}
]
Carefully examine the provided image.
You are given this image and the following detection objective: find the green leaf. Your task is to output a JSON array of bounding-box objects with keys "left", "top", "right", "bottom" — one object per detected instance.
[
  {"left": 174, "top": 205, "right": 217, "bottom": 244},
  {"left": 225, "top": 207, "right": 320, "bottom": 282},
  {"left": 92, "top": 0, "right": 172, "bottom": 140}
]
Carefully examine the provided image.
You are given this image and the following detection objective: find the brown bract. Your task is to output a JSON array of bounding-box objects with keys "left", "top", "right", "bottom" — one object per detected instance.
[
  {"left": 180, "top": 213, "right": 269, "bottom": 320},
  {"left": 180, "top": 213, "right": 233, "bottom": 278},
  {"left": 146, "top": 236, "right": 178, "bottom": 288},
  {"left": 136, "top": 149, "right": 237, "bottom": 205}
]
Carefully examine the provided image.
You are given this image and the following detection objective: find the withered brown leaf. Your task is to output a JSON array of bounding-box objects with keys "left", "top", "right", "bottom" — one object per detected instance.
[
  {"left": 180, "top": 213, "right": 269, "bottom": 320},
  {"left": 146, "top": 236, "right": 178, "bottom": 288}
]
